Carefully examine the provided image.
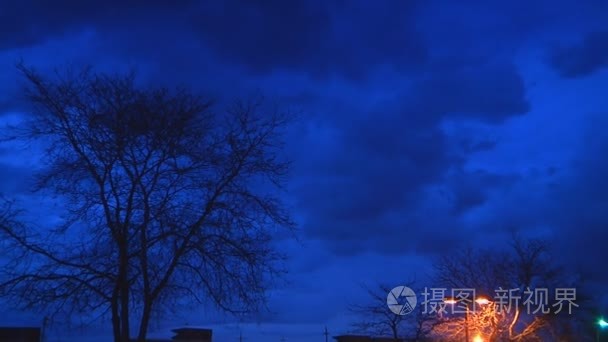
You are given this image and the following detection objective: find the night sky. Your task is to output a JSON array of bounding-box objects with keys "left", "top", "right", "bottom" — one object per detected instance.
[{"left": 1, "top": 1, "right": 608, "bottom": 341}]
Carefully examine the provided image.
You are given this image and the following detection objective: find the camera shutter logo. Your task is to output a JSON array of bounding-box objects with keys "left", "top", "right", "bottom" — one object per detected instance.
[{"left": 387, "top": 286, "right": 417, "bottom": 315}]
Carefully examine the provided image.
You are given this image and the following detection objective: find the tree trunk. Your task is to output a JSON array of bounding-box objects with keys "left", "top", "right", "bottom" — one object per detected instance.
[
  {"left": 111, "top": 290, "right": 121, "bottom": 342},
  {"left": 119, "top": 238, "right": 130, "bottom": 342},
  {"left": 120, "top": 285, "right": 130, "bottom": 341},
  {"left": 391, "top": 322, "right": 398, "bottom": 339},
  {"left": 136, "top": 301, "right": 152, "bottom": 342}
]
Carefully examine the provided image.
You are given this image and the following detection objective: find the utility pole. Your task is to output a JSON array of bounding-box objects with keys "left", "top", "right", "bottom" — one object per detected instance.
[
  {"left": 324, "top": 326, "right": 329, "bottom": 342},
  {"left": 280, "top": 337, "right": 286, "bottom": 342},
  {"left": 239, "top": 331, "right": 243, "bottom": 342}
]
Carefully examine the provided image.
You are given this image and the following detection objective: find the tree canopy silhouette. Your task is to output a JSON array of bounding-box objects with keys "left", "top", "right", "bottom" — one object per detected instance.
[
  {"left": 431, "top": 235, "right": 591, "bottom": 341},
  {"left": 0, "top": 64, "right": 294, "bottom": 342}
]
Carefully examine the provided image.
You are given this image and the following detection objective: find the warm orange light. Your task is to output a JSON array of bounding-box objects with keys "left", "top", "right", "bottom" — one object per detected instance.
[
  {"left": 473, "top": 334, "right": 484, "bottom": 342},
  {"left": 475, "top": 297, "right": 490, "bottom": 305},
  {"left": 444, "top": 297, "right": 457, "bottom": 305},
  {"left": 444, "top": 297, "right": 490, "bottom": 305}
]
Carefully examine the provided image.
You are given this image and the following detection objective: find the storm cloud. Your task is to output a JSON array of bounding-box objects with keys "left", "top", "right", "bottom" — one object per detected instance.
[{"left": 1, "top": 0, "right": 608, "bottom": 339}]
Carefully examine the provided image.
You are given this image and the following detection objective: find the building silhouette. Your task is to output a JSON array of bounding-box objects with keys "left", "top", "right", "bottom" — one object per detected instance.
[
  {"left": 0, "top": 327, "right": 42, "bottom": 342},
  {"left": 171, "top": 327, "right": 212, "bottom": 341}
]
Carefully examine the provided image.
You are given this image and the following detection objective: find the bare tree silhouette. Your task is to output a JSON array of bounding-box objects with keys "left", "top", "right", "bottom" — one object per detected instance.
[
  {"left": 349, "top": 282, "right": 436, "bottom": 341},
  {"left": 0, "top": 63, "right": 295, "bottom": 342},
  {"left": 431, "top": 235, "right": 591, "bottom": 341}
]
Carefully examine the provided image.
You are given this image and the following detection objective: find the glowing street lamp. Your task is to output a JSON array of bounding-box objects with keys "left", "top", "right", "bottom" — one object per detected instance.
[
  {"left": 472, "top": 334, "right": 484, "bottom": 342},
  {"left": 444, "top": 296, "right": 491, "bottom": 342},
  {"left": 444, "top": 298, "right": 458, "bottom": 305},
  {"left": 475, "top": 297, "right": 491, "bottom": 305}
]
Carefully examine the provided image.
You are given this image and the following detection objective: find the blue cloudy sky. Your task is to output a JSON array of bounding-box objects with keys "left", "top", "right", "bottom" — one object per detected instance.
[{"left": 1, "top": 1, "right": 608, "bottom": 341}]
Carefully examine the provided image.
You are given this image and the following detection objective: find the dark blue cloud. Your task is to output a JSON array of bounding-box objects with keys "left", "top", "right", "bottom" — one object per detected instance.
[
  {"left": 459, "top": 138, "right": 497, "bottom": 154},
  {"left": 446, "top": 169, "right": 520, "bottom": 215},
  {"left": 406, "top": 62, "right": 529, "bottom": 123},
  {"left": 548, "top": 31, "right": 608, "bottom": 78},
  {"left": 192, "top": 0, "right": 428, "bottom": 80},
  {"left": 295, "top": 60, "right": 529, "bottom": 256},
  {"left": 0, "top": 1, "right": 197, "bottom": 51},
  {"left": 1, "top": 0, "right": 608, "bottom": 338}
]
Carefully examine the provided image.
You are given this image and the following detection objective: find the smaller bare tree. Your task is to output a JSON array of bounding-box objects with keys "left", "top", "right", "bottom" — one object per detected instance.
[
  {"left": 431, "top": 234, "right": 590, "bottom": 341},
  {"left": 349, "top": 283, "right": 436, "bottom": 341}
]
